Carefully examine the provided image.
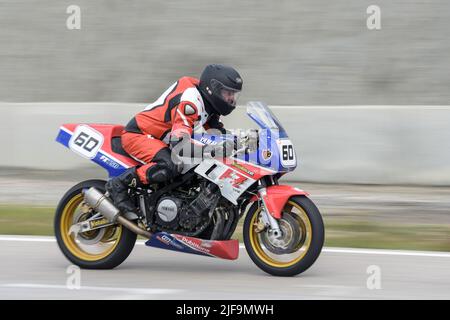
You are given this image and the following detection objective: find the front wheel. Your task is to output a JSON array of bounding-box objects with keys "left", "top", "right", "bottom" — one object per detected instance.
[
  {"left": 243, "top": 195, "right": 324, "bottom": 276},
  {"left": 54, "top": 179, "right": 137, "bottom": 269}
]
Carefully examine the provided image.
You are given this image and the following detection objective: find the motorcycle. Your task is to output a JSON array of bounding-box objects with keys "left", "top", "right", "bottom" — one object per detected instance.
[{"left": 54, "top": 101, "right": 324, "bottom": 276}]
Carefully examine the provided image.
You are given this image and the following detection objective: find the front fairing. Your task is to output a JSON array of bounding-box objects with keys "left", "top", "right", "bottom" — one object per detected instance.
[
  {"left": 193, "top": 102, "right": 297, "bottom": 173},
  {"left": 245, "top": 101, "right": 297, "bottom": 173}
]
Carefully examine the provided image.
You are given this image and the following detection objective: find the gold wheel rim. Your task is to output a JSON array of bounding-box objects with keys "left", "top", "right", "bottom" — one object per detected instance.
[
  {"left": 249, "top": 200, "right": 312, "bottom": 268},
  {"left": 60, "top": 193, "right": 122, "bottom": 261}
]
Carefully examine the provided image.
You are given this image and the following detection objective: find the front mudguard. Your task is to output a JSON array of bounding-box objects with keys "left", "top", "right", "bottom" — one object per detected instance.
[{"left": 250, "top": 185, "right": 309, "bottom": 219}]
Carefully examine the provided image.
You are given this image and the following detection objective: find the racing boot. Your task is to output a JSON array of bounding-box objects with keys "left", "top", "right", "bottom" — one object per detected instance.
[{"left": 105, "top": 167, "right": 142, "bottom": 213}]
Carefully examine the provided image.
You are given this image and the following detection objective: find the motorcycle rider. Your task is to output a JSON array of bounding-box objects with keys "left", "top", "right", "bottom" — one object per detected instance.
[{"left": 106, "top": 64, "right": 243, "bottom": 214}]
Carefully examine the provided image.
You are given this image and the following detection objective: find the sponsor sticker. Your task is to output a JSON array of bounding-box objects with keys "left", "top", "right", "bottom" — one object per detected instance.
[
  {"left": 99, "top": 155, "right": 121, "bottom": 169},
  {"left": 89, "top": 218, "right": 110, "bottom": 229},
  {"left": 157, "top": 234, "right": 184, "bottom": 250},
  {"left": 261, "top": 149, "right": 272, "bottom": 161},
  {"left": 200, "top": 136, "right": 218, "bottom": 145},
  {"left": 179, "top": 236, "right": 211, "bottom": 254},
  {"left": 231, "top": 161, "right": 255, "bottom": 176}
]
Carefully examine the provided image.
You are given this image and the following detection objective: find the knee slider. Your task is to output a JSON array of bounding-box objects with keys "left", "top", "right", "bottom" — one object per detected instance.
[
  {"left": 161, "top": 159, "right": 178, "bottom": 177},
  {"left": 152, "top": 148, "right": 179, "bottom": 177},
  {"left": 146, "top": 163, "right": 173, "bottom": 183}
]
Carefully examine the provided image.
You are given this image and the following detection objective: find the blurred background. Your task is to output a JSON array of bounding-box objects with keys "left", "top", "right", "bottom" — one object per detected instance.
[{"left": 0, "top": 0, "right": 449, "bottom": 251}]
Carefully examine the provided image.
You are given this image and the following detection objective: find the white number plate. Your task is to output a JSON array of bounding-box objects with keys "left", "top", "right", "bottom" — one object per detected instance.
[
  {"left": 278, "top": 139, "right": 296, "bottom": 167},
  {"left": 69, "top": 125, "right": 104, "bottom": 159}
]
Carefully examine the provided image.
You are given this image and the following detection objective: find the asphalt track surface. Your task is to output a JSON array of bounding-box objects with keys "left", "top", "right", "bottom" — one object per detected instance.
[{"left": 0, "top": 236, "right": 449, "bottom": 300}]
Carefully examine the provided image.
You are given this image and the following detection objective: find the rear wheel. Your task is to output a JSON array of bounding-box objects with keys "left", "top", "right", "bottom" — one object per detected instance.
[
  {"left": 243, "top": 195, "right": 324, "bottom": 276},
  {"left": 54, "top": 179, "right": 137, "bottom": 269}
]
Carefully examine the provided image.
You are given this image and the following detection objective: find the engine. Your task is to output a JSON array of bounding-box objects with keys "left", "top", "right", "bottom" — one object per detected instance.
[
  {"left": 153, "top": 183, "right": 220, "bottom": 232},
  {"left": 155, "top": 196, "right": 184, "bottom": 229}
]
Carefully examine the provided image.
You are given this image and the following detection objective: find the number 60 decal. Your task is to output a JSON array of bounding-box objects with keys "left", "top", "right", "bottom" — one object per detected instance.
[
  {"left": 69, "top": 125, "right": 104, "bottom": 159},
  {"left": 278, "top": 139, "right": 296, "bottom": 167}
]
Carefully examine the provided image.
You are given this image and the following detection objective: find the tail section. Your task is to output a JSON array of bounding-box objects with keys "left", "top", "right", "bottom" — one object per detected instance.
[{"left": 56, "top": 124, "right": 139, "bottom": 177}]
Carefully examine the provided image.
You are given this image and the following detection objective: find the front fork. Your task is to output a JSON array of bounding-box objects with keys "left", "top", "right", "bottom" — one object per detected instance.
[{"left": 258, "top": 187, "right": 282, "bottom": 238}]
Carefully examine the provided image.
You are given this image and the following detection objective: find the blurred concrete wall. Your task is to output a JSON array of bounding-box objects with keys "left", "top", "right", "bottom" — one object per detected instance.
[
  {"left": 0, "top": 1, "right": 450, "bottom": 105},
  {"left": 1, "top": 2, "right": 450, "bottom": 185},
  {"left": 2, "top": 103, "right": 450, "bottom": 186}
]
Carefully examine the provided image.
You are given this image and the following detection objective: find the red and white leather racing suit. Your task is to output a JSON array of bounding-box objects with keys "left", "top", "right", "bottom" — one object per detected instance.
[{"left": 122, "top": 76, "right": 225, "bottom": 184}]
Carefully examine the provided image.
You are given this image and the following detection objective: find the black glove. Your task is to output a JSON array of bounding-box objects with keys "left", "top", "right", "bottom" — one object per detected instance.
[
  {"left": 205, "top": 113, "right": 228, "bottom": 134},
  {"left": 205, "top": 138, "right": 236, "bottom": 158}
]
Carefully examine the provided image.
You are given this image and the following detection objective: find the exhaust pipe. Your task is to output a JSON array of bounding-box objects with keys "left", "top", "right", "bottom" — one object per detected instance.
[{"left": 83, "top": 187, "right": 152, "bottom": 239}]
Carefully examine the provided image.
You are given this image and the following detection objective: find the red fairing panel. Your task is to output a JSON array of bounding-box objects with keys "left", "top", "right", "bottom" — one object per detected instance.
[
  {"left": 252, "top": 185, "right": 310, "bottom": 219},
  {"left": 173, "top": 234, "right": 240, "bottom": 260}
]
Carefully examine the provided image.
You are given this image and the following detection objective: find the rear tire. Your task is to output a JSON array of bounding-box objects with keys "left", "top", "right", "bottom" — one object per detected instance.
[{"left": 54, "top": 179, "right": 137, "bottom": 269}]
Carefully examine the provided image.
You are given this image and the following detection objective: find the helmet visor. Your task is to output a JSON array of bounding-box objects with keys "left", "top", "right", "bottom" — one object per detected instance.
[{"left": 210, "top": 79, "right": 241, "bottom": 107}]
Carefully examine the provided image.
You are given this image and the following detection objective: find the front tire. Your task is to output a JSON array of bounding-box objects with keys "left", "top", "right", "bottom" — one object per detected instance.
[
  {"left": 54, "top": 179, "right": 137, "bottom": 269},
  {"left": 243, "top": 195, "right": 324, "bottom": 276}
]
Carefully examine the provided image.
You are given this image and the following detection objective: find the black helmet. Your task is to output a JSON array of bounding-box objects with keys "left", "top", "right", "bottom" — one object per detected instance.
[{"left": 199, "top": 64, "right": 243, "bottom": 116}]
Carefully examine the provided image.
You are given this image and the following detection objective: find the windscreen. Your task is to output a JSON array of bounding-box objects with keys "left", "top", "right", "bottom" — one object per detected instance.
[{"left": 246, "top": 101, "right": 288, "bottom": 138}]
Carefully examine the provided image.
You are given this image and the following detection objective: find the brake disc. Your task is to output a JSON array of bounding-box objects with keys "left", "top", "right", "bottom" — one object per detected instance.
[{"left": 260, "top": 213, "right": 303, "bottom": 254}]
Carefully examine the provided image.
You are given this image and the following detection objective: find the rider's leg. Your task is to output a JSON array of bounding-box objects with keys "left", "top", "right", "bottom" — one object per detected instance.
[
  {"left": 138, "top": 147, "right": 178, "bottom": 185},
  {"left": 106, "top": 132, "right": 178, "bottom": 213},
  {"left": 105, "top": 166, "right": 142, "bottom": 213}
]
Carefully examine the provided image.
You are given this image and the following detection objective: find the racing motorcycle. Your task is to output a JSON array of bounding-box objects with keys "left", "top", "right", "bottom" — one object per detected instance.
[{"left": 54, "top": 101, "right": 324, "bottom": 276}]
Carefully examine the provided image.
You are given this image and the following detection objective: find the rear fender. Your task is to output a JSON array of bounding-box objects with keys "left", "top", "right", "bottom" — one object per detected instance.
[{"left": 250, "top": 185, "right": 309, "bottom": 219}]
